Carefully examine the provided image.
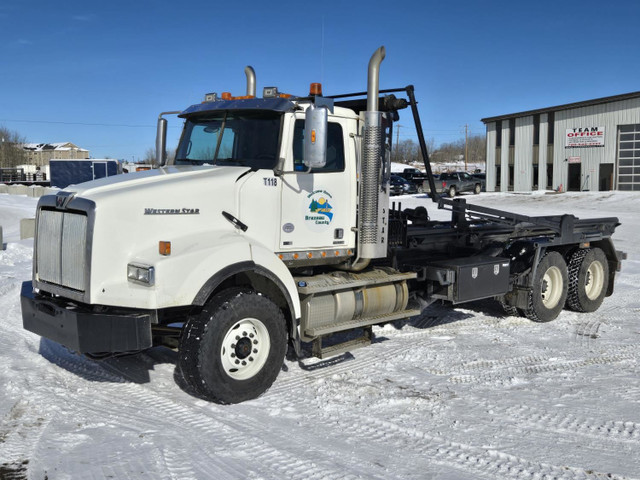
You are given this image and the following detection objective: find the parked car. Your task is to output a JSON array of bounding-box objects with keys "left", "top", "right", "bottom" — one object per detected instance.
[
  {"left": 439, "top": 171, "right": 484, "bottom": 197},
  {"left": 390, "top": 174, "right": 417, "bottom": 195},
  {"left": 397, "top": 167, "right": 428, "bottom": 192},
  {"left": 472, "top": 172, "right": 486, "bottom": 192}
]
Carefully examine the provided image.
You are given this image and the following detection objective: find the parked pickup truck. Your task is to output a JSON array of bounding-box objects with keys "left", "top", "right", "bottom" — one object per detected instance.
[
  {"left": 436, "top": 171, "right": 484, "bottom": 197},
  {"left": 397, "top": 167, "right": 428, "bottom": 192}
]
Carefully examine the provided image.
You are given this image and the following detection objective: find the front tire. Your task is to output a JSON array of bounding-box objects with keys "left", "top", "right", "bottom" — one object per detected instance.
[
  {"left": 566, "top": 248, "right": 609, "bottom": 312},
  {"left": 448, "top": 185, "right": 456, "bottom": 198},
  {"left": 178, "top": 288, "right": 287, "bottom": 404},
  {"left": 524, "top": 251, "right": 568, "bottom": 323},
  {"left": 474, "top": 183, "right": 481, "bottom": 194}
]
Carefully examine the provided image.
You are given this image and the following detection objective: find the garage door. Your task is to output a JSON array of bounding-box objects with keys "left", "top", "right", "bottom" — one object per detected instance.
[{"left": 618, "top": 124, "right": 640, "bottom": 191}]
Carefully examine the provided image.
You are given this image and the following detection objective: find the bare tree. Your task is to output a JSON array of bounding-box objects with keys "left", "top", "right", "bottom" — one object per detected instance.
[
  {"left": 143, "top": 147, "right": 157, "bottom": 166},
  {"left": 0, "top": 126, "right": 28, "bottom": 168},
  {"left": 432, "top": 134, "right": 486, "bottom": 170},
  {"left": 391, "top": 137, "right": 436, "bottom": 165}
]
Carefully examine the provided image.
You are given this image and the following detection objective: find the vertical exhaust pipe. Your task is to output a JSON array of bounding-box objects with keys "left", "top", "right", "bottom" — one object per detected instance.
[
  {"left": 358, "top": 46, "right": 387, "bottom": 260},
  {"left": 245, "top": 66, "right": 256, "bottom": 97},
  {"left": 367, "top": 47, "right": 386, "bottom": 112}
]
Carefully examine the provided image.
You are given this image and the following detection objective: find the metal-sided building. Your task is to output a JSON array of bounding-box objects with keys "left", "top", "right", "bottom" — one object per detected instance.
[{"left": 482, "top": 91, "right": 640, "bottom": 192}]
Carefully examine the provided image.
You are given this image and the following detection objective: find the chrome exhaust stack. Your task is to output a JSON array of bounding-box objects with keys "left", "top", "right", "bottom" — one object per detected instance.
[
  {"left": 358, "top": 46, "right": 388, "bottom": 260},
  {"left": 244, "top": 66, "right": 256, "bottom": 97}
]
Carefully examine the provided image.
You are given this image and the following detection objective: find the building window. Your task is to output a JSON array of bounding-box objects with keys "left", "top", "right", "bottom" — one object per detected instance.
[
  {"left": 496, "top": 121, "right": 502, "bottom": 148},
  {"left": 617, "top": 124, "right": 640, "bottom": 191},
  {"left": 547, "top": 111, "right": 555, "bottom": 145},
  {"left": 509, "top": 118, "right": 515, "bottom": 146},
  {"left": 533, "top": 114, "right": 540, "bottom": 145}
]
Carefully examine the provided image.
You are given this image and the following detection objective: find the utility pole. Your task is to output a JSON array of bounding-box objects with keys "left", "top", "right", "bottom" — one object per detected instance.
[
  {"left": 464, "top": 124, "right": 468, "bottom": 171},
  {"left": 394, "top": 125, "right": 403, "bottom": 163}
]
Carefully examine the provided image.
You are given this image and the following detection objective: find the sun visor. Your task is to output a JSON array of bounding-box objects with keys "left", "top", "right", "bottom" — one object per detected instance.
[{"left": 179, "top": 98, "right": 296, "bottom": 117}]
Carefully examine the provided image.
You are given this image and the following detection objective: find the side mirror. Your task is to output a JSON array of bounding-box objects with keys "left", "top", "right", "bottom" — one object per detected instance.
[
  {"left": 303, "top": 104, "right": 328, "bottom": 169},
  {"left": 156, "top": 117, "right": 168, "bottom": 167}
]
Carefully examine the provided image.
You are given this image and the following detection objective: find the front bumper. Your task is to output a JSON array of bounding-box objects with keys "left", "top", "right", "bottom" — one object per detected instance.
[{"left": 21, "top": 281, "right": 153, "bottom": 353}]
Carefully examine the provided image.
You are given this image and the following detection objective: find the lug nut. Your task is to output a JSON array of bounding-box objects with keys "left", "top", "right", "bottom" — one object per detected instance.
[
  {"left": 253, "top": 349, "right": 258, "bottom": 354},
  {"left": 249, "top": 356, "right": 254, "bottom": 362},
  {"left": 235, "top": 360, "right": 240, "bottom": 365},
  {"left": 242, "top": 361, "right": 247, "bottom": 366},
  {"left": 243, "top": 332, "right": 248, "bottom": 337},
  {"left": 231, "top": 353, "right": 236, "bottom": 358},
  {"left": 249, "top": 333, "right": 254, "bottom": 338},
  {"left": 231, "top": 343, "right": 236, "bottom": 348},
  {"left": 235, "top": 335, "right": 240, "bottom": 340},
  {"left": 253, "top": 340, "right": 258, "bottom": 345}
]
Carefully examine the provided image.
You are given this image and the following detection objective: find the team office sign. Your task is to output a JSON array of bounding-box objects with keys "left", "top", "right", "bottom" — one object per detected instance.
[{"left": 565, "top": 127, "right": 605, "bottom": 148}]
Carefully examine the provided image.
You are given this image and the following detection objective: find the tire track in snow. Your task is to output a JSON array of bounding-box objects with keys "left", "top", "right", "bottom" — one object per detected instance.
[
  {"left": 0, "top": 399, "right": 50, "bottom": 480},
  {"left": 30, "top": 356, "right": 372, "bottom": 480},
  {"left": 444, "top": 344, "right": 640, "bottom": 384},
  {"left": 269, "top": 336, "right": 449, "bottom": 397},
  {"left": 487, "top": 403, "right": 640, "bottom": 444},
  {"left": 268, "top": 393, "right": 626, "bottom": 480}
]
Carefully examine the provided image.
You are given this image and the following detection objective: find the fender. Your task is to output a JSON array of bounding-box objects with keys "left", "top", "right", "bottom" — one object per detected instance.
[{"left": 190, "top": 241, "right": 302, "bottom": 355}]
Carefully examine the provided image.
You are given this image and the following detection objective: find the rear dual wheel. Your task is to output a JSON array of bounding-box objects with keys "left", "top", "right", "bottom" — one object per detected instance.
[
  {"left": 566, "top": 248, "right": 608, "bottom": 312},
  {"left": 524, "top": 251, "right": 568, "bottom": 323}
]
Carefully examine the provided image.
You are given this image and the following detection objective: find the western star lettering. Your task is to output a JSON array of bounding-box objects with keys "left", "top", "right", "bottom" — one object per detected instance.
[{"left": 144, "top": 208, "right": 200, "bottom": 215}]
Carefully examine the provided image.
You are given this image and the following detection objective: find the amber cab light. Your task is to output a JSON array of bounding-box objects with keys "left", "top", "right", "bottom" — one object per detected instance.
[{"left": 309, "top": 83, "right": 322, "bottom": 96}]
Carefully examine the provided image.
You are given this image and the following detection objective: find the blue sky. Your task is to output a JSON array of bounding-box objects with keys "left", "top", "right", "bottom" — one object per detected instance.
[{"left": 1, "top": 0, "right": 639, "bottom": 161}]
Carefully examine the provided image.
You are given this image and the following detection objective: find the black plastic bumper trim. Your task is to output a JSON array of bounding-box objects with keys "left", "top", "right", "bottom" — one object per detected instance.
[{"left": 21, "top": 281, "right": 152, "bottom": 353}]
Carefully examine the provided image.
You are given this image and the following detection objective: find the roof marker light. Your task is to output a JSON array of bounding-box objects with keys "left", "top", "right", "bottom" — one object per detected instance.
[{"left": 309, "top": 83, "right": 322, "bottom": 96}]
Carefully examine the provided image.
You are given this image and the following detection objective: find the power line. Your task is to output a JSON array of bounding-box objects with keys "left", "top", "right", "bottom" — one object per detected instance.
[{"left": 0, "top": 118, "right": 180, "bottom": 128}]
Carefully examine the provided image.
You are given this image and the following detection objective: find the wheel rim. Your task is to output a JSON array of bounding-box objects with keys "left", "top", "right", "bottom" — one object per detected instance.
[
  {"left": 585, "top": 260, "right": 605, "bottom": 300},
  {"left": 220, "top": 318, "right": 270, "bottom": 380},
  {"left": 541, "top": 266, "right": 563, "bottom": 308}
]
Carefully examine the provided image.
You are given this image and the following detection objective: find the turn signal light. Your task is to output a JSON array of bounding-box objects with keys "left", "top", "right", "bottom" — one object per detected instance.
[
  {"left": 159, "top": 241, "right": 171, "bottom": 256},
  {"left": 221, "top": 92, "right": 232, "bottom": 100}
]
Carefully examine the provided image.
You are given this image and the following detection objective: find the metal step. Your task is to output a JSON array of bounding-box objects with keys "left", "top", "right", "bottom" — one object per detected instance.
[
  {"left": 304, "top": 308, "right": 421, "bottom": 337},
  {"left": 312, "top": 327, "right": 372, "bottom": 359}
]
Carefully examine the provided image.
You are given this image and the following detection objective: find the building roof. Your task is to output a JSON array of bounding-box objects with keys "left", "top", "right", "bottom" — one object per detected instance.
[
  {"left": 22, "top": 142, "right": 88, "bottom": 152},
  {"left": 481, "top": 90, "right": 640, "bottom": 124}
]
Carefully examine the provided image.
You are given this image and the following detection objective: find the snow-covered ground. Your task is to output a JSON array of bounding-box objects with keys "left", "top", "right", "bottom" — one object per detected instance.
[{"left": 0, "top": 190, "right": 639, "bottom": 480}]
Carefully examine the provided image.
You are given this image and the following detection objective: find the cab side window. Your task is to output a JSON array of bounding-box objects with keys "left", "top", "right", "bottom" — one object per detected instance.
[{"left": 292, "top": 120, "right": 345, "bottom": 172}]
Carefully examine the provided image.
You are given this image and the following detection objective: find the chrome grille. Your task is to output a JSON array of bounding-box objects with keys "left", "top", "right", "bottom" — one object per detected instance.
[{"left": 37, "top": 209, "right": 87, "bottom": 291}]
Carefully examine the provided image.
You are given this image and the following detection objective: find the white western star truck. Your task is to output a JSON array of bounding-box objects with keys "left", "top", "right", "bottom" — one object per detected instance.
[{"left": 21, "top": 47, "right": 624, "bottom": 404}]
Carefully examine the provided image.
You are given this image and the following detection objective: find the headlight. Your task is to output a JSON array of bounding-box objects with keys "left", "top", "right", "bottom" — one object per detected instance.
[
  {"left": 127, "top": 263, "right": 155, "bottom": 286},
  {"left": 403, "top": 184, "right": 410, "bottom": 191}
]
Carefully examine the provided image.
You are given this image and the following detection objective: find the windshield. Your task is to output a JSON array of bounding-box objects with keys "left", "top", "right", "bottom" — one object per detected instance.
[{"left": 175, "top": 111, "right": 282, "bottom": 169}]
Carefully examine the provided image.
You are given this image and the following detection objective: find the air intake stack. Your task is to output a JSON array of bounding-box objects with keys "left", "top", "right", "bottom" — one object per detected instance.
[{"left": 358, "top": 46, "right": 389, "bottom": 259}]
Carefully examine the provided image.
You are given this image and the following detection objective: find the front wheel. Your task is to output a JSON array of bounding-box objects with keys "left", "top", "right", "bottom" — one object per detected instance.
[
  {"left": 178, "top": 288, "right": 287, "bottom": 404},
  {"left": 524, "top": 251, "right": 568, "bottom": 323},
  {"left": 566, "top": 248, "right": 609, "bottom": 312},
  {"left": 448, "top": 186, "right": 456, "bottom": 198},
  {"left": 474, "top": 183, "right": 481, "bottom": 194}
]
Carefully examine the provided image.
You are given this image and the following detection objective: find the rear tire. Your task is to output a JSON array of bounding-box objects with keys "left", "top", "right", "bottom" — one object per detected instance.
[
  {"left": 178, "top": 288, "right": 287, "bottom": 404},
  {"left": 524, "top": 251, "right": 568, "bottom": 323},
  {"left": 566, "top": 248, "right": 608, "bottom": 312}
]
